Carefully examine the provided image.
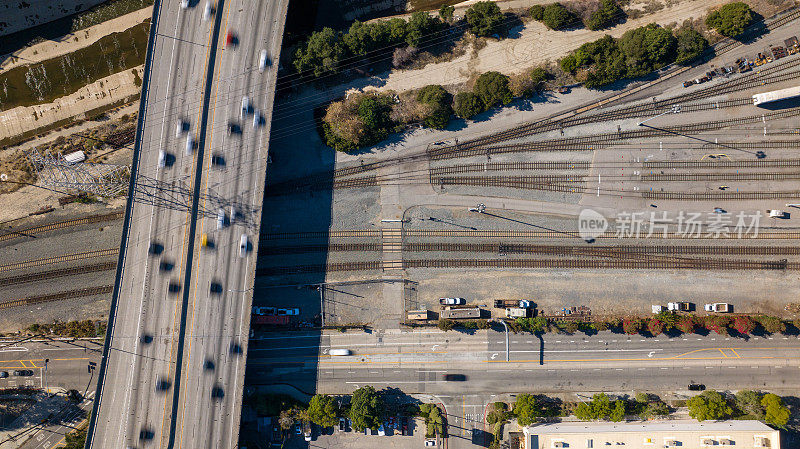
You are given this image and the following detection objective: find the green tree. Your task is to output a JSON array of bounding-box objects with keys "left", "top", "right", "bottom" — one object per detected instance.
[
  {"left": 466, "top": 1, "right": 506, "bottom": 37},
  {"left": 585, "top": 0, "right": 623, "bottom": 30},
  {"left": 610, "top": 400, "right": 626, "bottom": 422},
  {"left": 439, "top": 4, "right": 455, "bottom": 22},
  {"left": 516, "top": 316, "right": 548, "bottom": 333},
  {"left": 453, "top": 91, "right": 485, "bottom": 119},
  {"left": 307, "top": 394, "right": 339, "bottom": 428},
  {"left": 676, "top": 316, "right": 696, "bottom": 334},
  {"left": 705, "top": 2, "right": 753, "bottom": 37},
  {"left": 474, "top": 71, "right": 513, "bottom": 109},
  {"left": 349, "top": 386, "right": 384, "bottom": 431},
  {"left": 417, "top": 84, "right": 453, "bottom": 129},
  {"left": 541, "top": 3, "right": 576, "bottom": 30},
  {"left": 674, "top": 27, "right": 708, "bottom": 64},
  {"left": 357, "top": 94, "right": 394, "bottom": 146},
  {"left": 761, "top": 393, "right": 790, "bottom": 427},
  {"left": 529, "top": 67, "right": 548, "bottom": 87},
  {"left": 63, "top": 428, "right": 87, "bottom": 449},
  {"left": 590, "top": 393, "right": 612, "bottom": 419},
  {"left": 687, "top": 390, "right": 733, "bottom": 421},
  {"left": 406, "top": 12, "right": 442, "bottom": 47},
  {"left": 343, "top": 21, "right": 393, "bottom": 57},
  {"left": 735, "top": 390, "right": 764, "bottom": 419},
  {"left": 514, "top": 394, "right": 542, "bottom": 426},
  {"left": 622, "top": 318, "right": 642, "bottom": 335},
  {"left": 387, "top": 18, "right": 408, "bottom": 42},
  {"left": 647, "top": 319, "right": 665, "bottom": 336},
  {"left": 293, "top": 28, "right": 346, "bottom": 78},
  {"left": 438, "top": 318, "right": 455, "bottom": 331},
  {"left": 732, "top": 316, "right": 756, "bottom": 335},
  {"left": 756, "top": 316, "right": 786, "bottom": 334},
  {"left": 573, "top": 402, "right": 593, "bottom": 420},
  {"left": 617, "top": 23, "right": 676, "bottom": 77},
  {"left": 529, "top": 5, "right": 544, "bottom": 20}
]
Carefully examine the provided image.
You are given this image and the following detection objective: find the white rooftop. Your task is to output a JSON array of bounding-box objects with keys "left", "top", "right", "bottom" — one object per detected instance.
[{"left": 527, "top": 420, "right": 774, "bottom": 434}]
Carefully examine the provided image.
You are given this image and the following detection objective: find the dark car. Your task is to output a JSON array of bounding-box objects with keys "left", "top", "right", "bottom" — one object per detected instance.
[
  {"left": 211, "top": 154, "right": 225, "bottom": 167},
  {"left": 211, "top": 384, "right": 225, "bottom": 400},
  {"left": 13, "top": 370, "right": 33, "bottom": 377},
  {"left": 0, "top": 371, "right": 8, "bottom": 378},
  {"left": 401, "top": 417, "right": 408, "bottom": 435},
  {"left": 155, "top": 377, "right": 171, "bottom": 392},
  {"left": 148, "top": 243, "right": 163, "bottom": 256},
  {"left": 168, "top": 282, "right": 182, "bottom": 294},
  {"left": 159, "top": 260, "right": 174, "bottom": 272},
  {"left": 688, "top": 383, "right": 706, "bottom": 391},
  {"left": 443, "top": 373, "right": 467, "bottom": 381},
  {"left": 210, "top": 282, "right": 223, "bottom": 294}
]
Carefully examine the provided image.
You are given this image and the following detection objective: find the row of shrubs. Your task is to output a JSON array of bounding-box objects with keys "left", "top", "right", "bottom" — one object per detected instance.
[
  {"left": 529, "top": 0, "right": 623, "bottom": 31},
  {"left": 495, "top": 389, "right": 790, "bottom": 428},
  {"left": 321, "top": 68, "right": 549, "bottom": 152},
  {"left": 433, "top": 312, "right": 798, "bottom": 337},
  {"left": 25, "top": 320, "right": 107, "bottom": 338}
]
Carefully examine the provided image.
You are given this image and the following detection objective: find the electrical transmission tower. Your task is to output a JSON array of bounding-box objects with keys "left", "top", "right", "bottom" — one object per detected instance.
[{"left": 26, "top": 148, "right": 130, "bottom": 197}]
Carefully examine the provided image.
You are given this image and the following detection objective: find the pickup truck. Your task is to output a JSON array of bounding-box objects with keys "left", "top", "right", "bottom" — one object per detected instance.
[
  {"left": 439, "top": 297, "right": 466, "bottom": 305},
  {"left": 667, "top": 302, "right": 692, "bottom": 312},
  {"left": 704, "top": 303, "right": 732, "bottom": 313}
]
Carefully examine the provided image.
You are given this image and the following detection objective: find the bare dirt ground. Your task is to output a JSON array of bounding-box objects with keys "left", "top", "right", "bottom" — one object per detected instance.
[
  {"left": 0, "top": 65, "right": 144, "bottom": 142},
  {"left": 0, "top": 6, "right": 153, "bottom": 72},
  {"left": 0, "top": 0, "right": 106, "bottom": 37},
  {"left": 364, "top": 0, "right": 730, "bottom": 94}
]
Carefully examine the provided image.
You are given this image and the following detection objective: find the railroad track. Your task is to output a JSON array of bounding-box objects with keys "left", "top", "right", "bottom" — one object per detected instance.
[
  {"left": 0, "top": 285, "right": 114, "bottom": 310},
  {"left": 261, "top": 242, "right": 800, "bottom": 256},
  {"left": 258, "top": 257, "right": 799, "bottom": 275},
  {"left": 643, "top": 190, "right": 800, "bottom": 200},
  {"left": 643, "top": 156, "right": 800, "bottom": 169},
  {"left": 641, "top": 172, "right": 800, "bottom": 181},
  {"left": 439, "top": 11, "right": 800, "bottom": 152},
  {"left": 0, "top": 211, "right": 124, "bottom": 244},
  {"left": 0, "top": 261, "right": 117, "bottom": 287},
  {"left": 430, "top": 107, "right": 800, "bottom": 160},
  {"left": 433, "top": 175, "right": 585, "bottom": 191},
  {"left": 0, "top": 248, "right": 118, "bottom": 274},
  {"left": 258, "top": 229, "right": 800, "bottom": 240}
]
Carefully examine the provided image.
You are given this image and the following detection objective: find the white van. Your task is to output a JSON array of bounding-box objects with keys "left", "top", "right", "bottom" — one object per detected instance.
[
  {"left": 158, "top": 150, "right": 167, "bottom": 168},
  {"left": 239, "top": 234, "right": 248, "bottom": 258},
  {"left": 216, "top": 208, "right": 225, "bottom": 230},
  {"left": 259, "top": 50, "right": 268, "bottom": 72},
  {"left": 329, "top": 349, "right": 351, "bottom": 356},
  {"left": 185, "top": 136, "right": 194, "bottom": 156},
  {"left": 203, "top": 2, "right": 212, "bottom": 21}
]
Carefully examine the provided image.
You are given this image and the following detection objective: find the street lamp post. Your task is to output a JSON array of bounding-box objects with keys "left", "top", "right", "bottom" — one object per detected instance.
[{"left": 637, "top": 105, "right": 681, "bottom": 127}]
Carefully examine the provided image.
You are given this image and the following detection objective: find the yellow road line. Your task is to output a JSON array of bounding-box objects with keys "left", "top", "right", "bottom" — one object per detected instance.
[
  {"left": 718, "top": 348, "right": 728, "bottom": 358},
  {"left": 730, "top": 348, "right": 741, "bottom": 358},
  {"left": 176, "top": 3, "right": 231, "bottom": 447}
]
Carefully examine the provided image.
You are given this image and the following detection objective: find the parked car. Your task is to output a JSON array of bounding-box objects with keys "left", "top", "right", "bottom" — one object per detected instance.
[
  {"left": 338, "top": 417, "right": 346, "bottom": 431},
  {"left": 0, "top": 371, "right": 9, "bottom": 378},
  {"left": 704, "top": 303, "right": 732, "bottom": 313},
  {"left": 425, "top": 440, "right": 437, "bottom": 447},
  {"left": 667, "top": 302, "right": 691, "bottom": 312},
  {"left": 401, "top": 416, "right": 408, "bottom": 435},
  {"left": 439, "top": 297, "right": 465, "bottom": 305},
  {"left": 377, "top": 424, "right": 385, "bottom": 436},
  {"left": 689, "top": 383, "right": 706, "bottom": 391}
]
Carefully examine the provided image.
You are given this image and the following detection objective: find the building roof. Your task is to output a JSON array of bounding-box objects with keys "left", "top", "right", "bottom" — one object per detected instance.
[{"left": 526, "top": 419, "right": 774, "bottom": 434}]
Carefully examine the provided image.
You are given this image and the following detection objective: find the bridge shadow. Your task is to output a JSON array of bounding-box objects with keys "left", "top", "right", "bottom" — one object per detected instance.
[{"left": 238, "top": 81, "right": 333, "bottom": 448}]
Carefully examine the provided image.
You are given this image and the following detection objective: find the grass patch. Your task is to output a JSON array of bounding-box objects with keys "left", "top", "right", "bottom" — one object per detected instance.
[
  {"left": 0, "top": 20, "right": 149, "bottom": 110},
  {"left": 407, "top": 0, "right": 461, "bottom": 12}
]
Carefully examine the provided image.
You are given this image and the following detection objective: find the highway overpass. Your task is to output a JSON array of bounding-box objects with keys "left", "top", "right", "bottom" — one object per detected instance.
[{"left": 85, "top": 0, "right": 286, "bottom": 447}]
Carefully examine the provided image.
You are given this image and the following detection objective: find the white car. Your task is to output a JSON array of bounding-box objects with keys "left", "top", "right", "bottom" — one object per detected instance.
[
  {"left": 216, "top": 208, "right": 225, "bottom": 230},
  {"left": 252, "top": 109, "right": 260, "bottom": 128},
  {"left": 203, "top": 2, "right": 212, "bottom": 21},
  {"left": 329, "top": 349, "right": 351, "bottom": 356},
  {"left": 175, "top": 119, "right": 187, "bottom": 137},
  {"left": 377, "top": 425, "right": 385, "bottom": 436},
  {"left": 258, "top": 49, "right": 268, "bottom": 72},
  {"left": 185, "top": 136, "right": 194, "bottom": 156},
  {"left": 241, "top": 96, "right": 250, "bottom": 119},
  {"left": 229, "top": 206, "right": 236, "bottom": 224},
  {"left": 239, "top": 234, "right": 248, "bottom": 257},
  {"left": 180, "top": 0, "right": 189, "bottom": 9},
  {"left": 158, "top": 150, "right": 167, "bottom": 168},
  {"left": 439, "top": 297, "right": 465, "bottom": 305}
]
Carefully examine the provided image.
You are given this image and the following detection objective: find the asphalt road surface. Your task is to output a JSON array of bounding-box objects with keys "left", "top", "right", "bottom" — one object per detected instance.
[
  {"left": 171, "top": 0, "right": 287, "bottom": 448},
  {"left": 247, "top": 329, "right": 800, "bottom": 394},
  {"left": 86, "top": 0, "right": 285, "bottom": 447},
  {"left": 0, "top": 339, "right": 100, "bottom": 392}
]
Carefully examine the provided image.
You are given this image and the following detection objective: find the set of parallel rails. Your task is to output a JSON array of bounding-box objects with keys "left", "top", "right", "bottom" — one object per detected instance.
[
  {"left": 0, "top": 285, "right": 114, "bottom": 310},
  {"left": 0, "top": 261, "right": 117, "bottom": 287},
  {"left": 259, "top": 258, "right": 799, "bottom": 275},
  {"left": 261, "top": 242, "right": 800, "bottom": 256},
  {"left": 259, "top": 229, "right": 800, "bottom": 239},
  {"left": 0, "top": 212, "right": 124, "bottom": 244}
]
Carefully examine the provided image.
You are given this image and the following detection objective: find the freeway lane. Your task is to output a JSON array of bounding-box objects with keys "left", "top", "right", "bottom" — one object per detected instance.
[
  {"left": 246, "top": 330, "right": 800, "bottom": 393},
  {"left": 88, "top": 0, "right": 219, "bottom": 447},
  {"left": 172, "top": 0, "right": 287, "bottom": 447}
]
